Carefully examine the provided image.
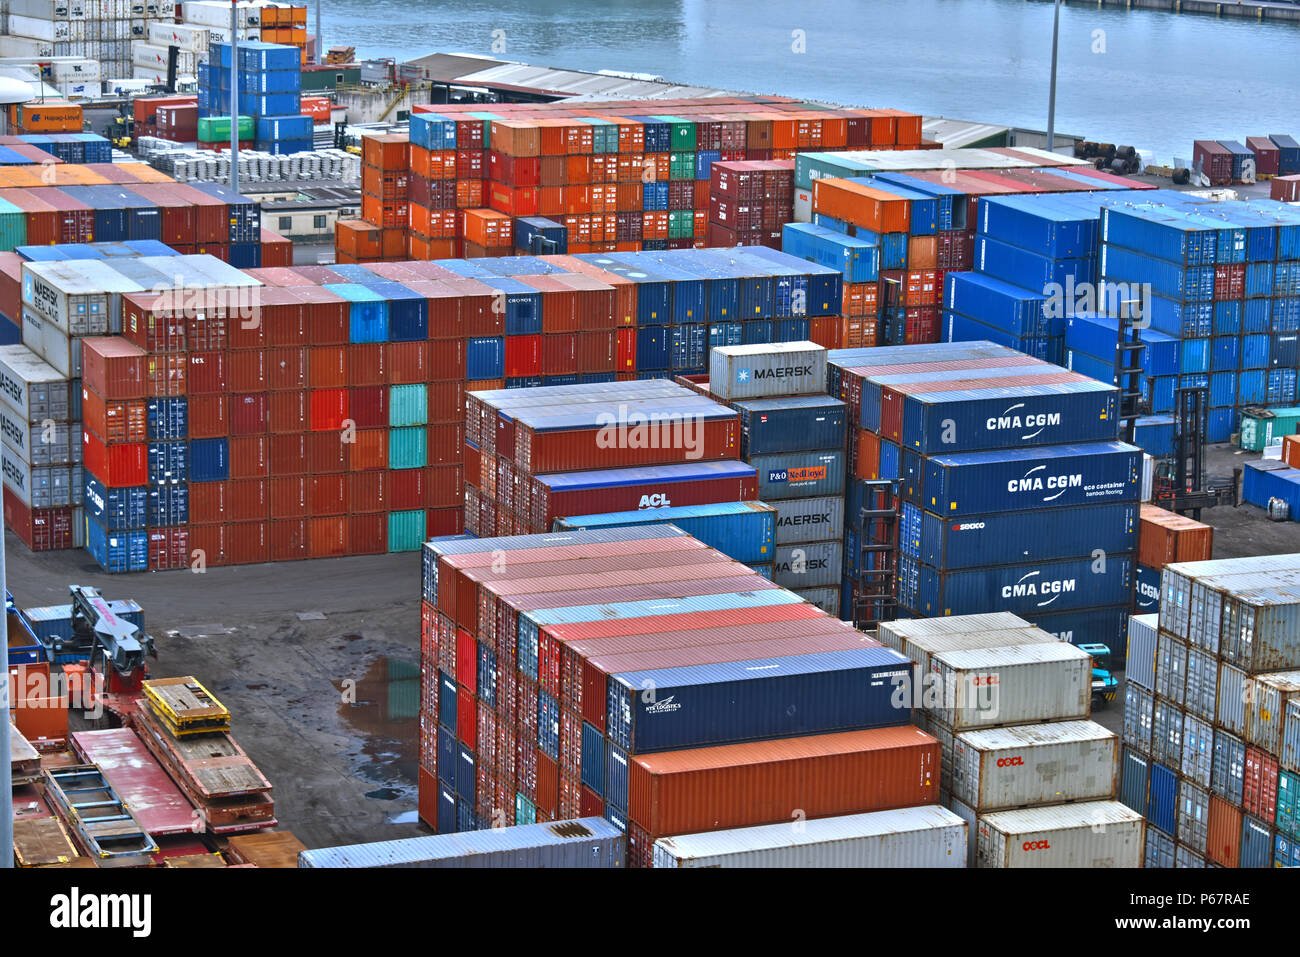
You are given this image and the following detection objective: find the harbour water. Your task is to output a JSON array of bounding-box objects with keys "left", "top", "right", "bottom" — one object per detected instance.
[{"left": 318, "top": 0, "right": 1300, "bottom": 163}]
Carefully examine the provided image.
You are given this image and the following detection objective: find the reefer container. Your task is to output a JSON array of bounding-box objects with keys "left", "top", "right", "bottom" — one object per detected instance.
[
  {"left": 880, "top": 625, "right": 1052, "bottom": 679},
  {"left": 950, "top": 720, "right": 1118, "bottom": 811},
  {"left": 652, "top": 804, "right": 967, "bottom": 868},
  {"left": 901, "top": 500, "right": 1138, "bottom": 569},
  {"left": 606, "top": 645, "right": 910, "bottom": 753},
  {"left": 0, "top": 345, "right": 71, "bottom": 422},
  {"left": 731, "top": 396, "right": 846, "bottom": 456},
  {"left": 552, "top": 500, "right": 776, "bottom": 564},
  {"left": 626, "top": 726, "right": 938, "bottom": 860},
  {"left": 708, "top": 341, "right": 827, "bottom": 400},
  {"left": 917, "top": 441, "right": 1141, "bottom": 517},
  {"left": 297, "top": 817, "right": 624, "bottom": 867},
  {"left": 975, "top": 802, "right": 1143, "bottom": 868},
  {"left": 926, "top": 642, "right": 1093, "bottom": 730}
]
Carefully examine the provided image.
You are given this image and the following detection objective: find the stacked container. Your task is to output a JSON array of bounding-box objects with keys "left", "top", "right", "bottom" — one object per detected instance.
[
  {"left": 0, "top": 344, "right": 81, "bottom": 550},
  {"left": 876, "top": 612, "right": 1138, "bottom": 868},
  {"left": 352, "top": 133, "right": 410, "bottom": 262},
  {"left": 707, "top": 160, "right": 794, "bottom": 249},
  {"left": 418, "top": 525, "right": 943, "bottom": 866},
  {"left": 1133, "top": 504, "right": 1213, "bottom": 617},
  {"left": 1121, "top": 553, "right": 1300, "bottom": 867},
  {"left": 406, "top": 112, "right": 486, "bottom": 260},
  {"left": 198, "top": 41, "right": 310, "bottom": 155},
  {"left": 827, "top": 341, "right": 1139, "bottom": 649},
  {"left": 709, "top": 341, "right": 847, "bottom": 614}
]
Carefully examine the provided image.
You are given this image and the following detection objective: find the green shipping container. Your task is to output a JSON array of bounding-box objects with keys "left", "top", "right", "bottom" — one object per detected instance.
[
  {"left": 388, "top": 426, "right": 427, "bottom": 469},
  {"left": 197, "top": 115, "right": 255, "bottom": 143},
  {"left": 669, "top": 153, "right": 695, "bottom": 181},
  {"left": 1239, "top": 406, "right": 1300, "bottom": 451},
  {"left": 387, "top": 508, "right": 426, "bottom": 552},
  {"left": 1278, "top": 768, "right": 1298, "bottom": 841},
  {"left": 587, "top": 118, "right": 617, "bottom": 154},
  {"left": 515, "top": 793, "right": 536, "bottom": 826},
  {"left": 668, "top": 210, "right": 694, "bottom": 239},
  {"left": 302, "top": 66, "right": 360, "bottom": 92},
  {"left": 659, "top": 116, "right": 697, "bottom": 152},
  {"left": 389, "top": 384, "right": 428, "bottom": 427},
  {"left": 0, "top": 196, "right": 28, "bottom": 252}
]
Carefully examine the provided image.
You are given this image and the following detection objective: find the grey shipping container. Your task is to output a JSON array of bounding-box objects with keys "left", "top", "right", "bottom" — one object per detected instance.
[
  {"left": 750, "top": 449, "right": 846, "bottom": 500},
  {"left": 1216, "top": 662, "right": 1248, "bottom": 737},
  {"left": 975, "top": 802, "right": 1144, "bottom": 868},
  {"left": 0, "top": 345, "right": 71, "bottom": 422},
  {"left": 1151, "top": 697, "right": 1185, "bottom": 769},
  {"left": 1240, "top": 816, "right": 1273, "bottom": 869},
  {"left": 1123, "top": 685, "right": 1154, "bottom": 753},
  {"left": 709, "top": 341, "right": 828, "bottom": 400},
  {"left": 1144, "top": 825, "right": 1175, "bottom": 869},
  {"left": 1245, "top": 670, "right": 1300, "bottom": 757},
  {"left": 1285, "top": 698, "right": 1300, "bottom": 772},
  {"left": 878, "top": 612, "right": 1032, "bottom": 644},
  {"left": 927, "top": 642, "right": 1092, "bottom": 731},
  {"left": 1155, "top": 633, "right": 1188, "bottom": 703},
  {"left": 1183, "top": 647, "right": 1219, "bottom": 723},
  {"left": 651, "top": 805, "right": 967, "bottom": 868},
  {"left": 1220, "top": 581, "right": 1300, "bottom": 673},
  {"left": 0, "top": 407, "right": 74, "bottom": 466},
  {"left": 888, "top": 626, "right": 1055, "bottom": 681},
  {"left": 1125, "top": 614, "right": 1158, "bottom": 692},
  {"left": 1211, "top": 730, "right": 1246, "bottom": 805},
  {"left": 1120, "top": 747, "right": 1150, "bottom": 815},
  {"left": 1176, "top": 843, "right": 1206, "bottom": 868},
  {"left": 1177, "top": 779, "right": 1210, "bottom": 855},
  {"left": 792, "top": 585, "right": 840, "bottom": 617},
  {"left": 297, "top": 817, "right": 625, "bottom": 867},
  {"left": 950, "top": 720, "right": 1118, "bottom": 812},
  {"left": 1181, "top": 713, "right": 1213, "bottom": 789},
  {"left": 771, "top": 495, "right": 844, "bottom": 545},
  {"left": 772, "top": 540, "right": 842, "bottom": 588}
]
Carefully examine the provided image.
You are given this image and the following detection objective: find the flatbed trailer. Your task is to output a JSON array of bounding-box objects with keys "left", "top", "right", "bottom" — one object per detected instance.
[
  {"left": 42, "top": 765, "right": 159, "bottom": 867},
  {"left": 71, "top": 727, "right": 199, "bottom": 838},
  {"left": 131, "top": 700, "right": 276, "bottom": 834}
]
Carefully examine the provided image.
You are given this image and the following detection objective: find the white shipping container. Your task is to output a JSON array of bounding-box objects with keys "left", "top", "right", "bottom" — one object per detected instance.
[
  {"left": 1155, "top": 631, "right": 1188, "bottom": 702},
  {"left": 146, "top": 19, "right": 208, "bottom": 51},
  {"left": 180, "top": 0, "right": 267, "bottom": 29},
  {"left": 1245, "top": 671, "right": 1300, "bottom": 757},
  {"left": 652, "top": 805, "right": 967, "bottom": 868},
  {"left": 794, "top": 187, "right": 812, "bottom": 223},
  {"left": 55, "top": 79, "right": 97, "bottom": 98},
  {"left": 0, "top": 406, "right": 74, "bottom": 466},
  {"left": 1141, "top": 453, "right": 1154, "bottom": 503},
  {"left": 976, "top": 802, "right": 1144, "bottom": 868},
  {"left": 1183, "top": 647, "right": 1218, "bottom": 722},
  {"left": 48, "top": 58, "right": 100, "bottom": 81},
  {"left": 772, "top": 539, "right": 841, "bottom": 589},
  {"left": 1, "top": 442, "right": 75, "bottom": 508},
  {"left": 945, "top": 794, "right": 977, "bottom": 867},
  {"left": 770, "top": 494, "right": 844, "bottom": 545},
  {"left": 23, "top": 260, "right": 146, "bottom": 335},
  {"left": 708, "top": 341, "right": 827, "bottom": 401},
  {"left": 1125, "top": 614, "right": 1158, "bottom": 691},
  {"left": 928, "top": 642, "right": 1093, "bottom": 731},
  {"left": 950, "top": 721, "right": 1118, "bottom": 812},
  {"left": 878, "top": 612, "right": 1033, "bottom": 651},
  {"left": 22, "top": 309, "right": 76, "bottom": 379},
  {"left": 1181, "top": 712, "right": 1212, "bottom": 789},
  {"left": 890, "top": 626, "right": 1055, "bottom": 682},
  {"left": 8, "top": 0, "right": 77, "bottom": 19},
  {"left": 131, "top": 41, "right": 196, "bottom": 72},
  {"left": 1284, "top": 698, "right": 1300, "bottom": 773},
  {"left": 1216, "top": 661, "right": 1248, "bottom": 737},
  {"left": 9, "top": 13, "right": 71, "bottom": 41},
  {"left": 0, "top": 345, "right": 72, "bottom": 422},
  {"left": 0, "top": 34, "right": 56, "bottom": 57}
]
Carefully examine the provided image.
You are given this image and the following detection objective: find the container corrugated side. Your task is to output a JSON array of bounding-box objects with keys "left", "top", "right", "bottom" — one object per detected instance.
[
  {"left": 975, "top": 801, "right": 1144, "bottom": 868},
  {"left": 951, "top": 721, "right": 1118, "bottom": 811},
  {"left": 889, "top": 626, "right": 1054, "bottom": 679},
  {"left": 551, "top": 500, "right": 776, "bottom": 564},
  {"left": 709, "top": 341, "right": 828, "bottom": 400},
  {"left": 771, "top": 495, "right": 844, "bottom": 545},
  {"left": 297, "top": 817, "right": 624, "bottom": 867},
  {"left": 1245, "top": 671, "right": 1300, "bottom": 757},
  {"left": 1125, "top": 614, "right": 1158, "bottom": 692},
  {"left": 651, "top": 804, "right": 966, "bottom": 868},
  {"left": 877, "top": 612, "right": 1032, "bottom": 647},
  {"left": 928, "top": 642, "right": 1092, "bottom": 730}
]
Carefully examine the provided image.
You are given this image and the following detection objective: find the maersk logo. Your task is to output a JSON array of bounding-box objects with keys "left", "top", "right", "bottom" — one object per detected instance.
[
  {"left": 747, "top": 364, "right": 814, "bottom": 382},
  {"left": 645, "top": 695, "right": 681, "bottom": 714},
  {"left": 1001, "top": 570, "right": 1076, "bottom": 607},
  {"left": 778, "top": 512, "right": 830, "bottom": 526},
  {"left": 1007, "top": 465, "right": 1083, "bottom": 502},
  {"left": 736, "top": 368, "right": 751, "bottom": 383},
  {"left": 986, "top": 403, "right": 1061, "bottom": 440}
]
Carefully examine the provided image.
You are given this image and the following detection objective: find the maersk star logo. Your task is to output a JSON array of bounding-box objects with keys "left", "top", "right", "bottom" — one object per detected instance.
[{"left": 737, "top": 368, "right": 750, "bottom": 383}]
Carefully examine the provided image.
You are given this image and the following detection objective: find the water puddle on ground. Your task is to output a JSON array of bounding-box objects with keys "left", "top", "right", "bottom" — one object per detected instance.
[{"left": 334, "top": 650, "right": 420, "bottom": 811}]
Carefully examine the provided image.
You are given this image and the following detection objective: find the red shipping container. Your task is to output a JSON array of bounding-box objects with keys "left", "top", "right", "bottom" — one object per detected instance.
[
  {"left": 267, "top": 390, "right": 307, "bottom": 433},
  {"left": 142, "top": 353, "right": 186, "bottom": 397},
  {"left": 1243, "top": 746, "right": 1278, "bottom": 822},
  {"left": 350, "top": 429, "right": 388, "bottom": 471},
  {"left": 266, "top": 347, "right": 308, "bottom": 390},
  {"left": 1206, "top": 795, "right": 1243, "bottom": 867},
  {"left": 310, "top": 388, "right": 348, "bottom": 431},
  {"left": 81, "top": 338, "right": 146, "bottom": 401},
  {"left": 270, "top": 434, "right": 307, "bottom": 475},
  {"left": 225, "top": 478, "right": 269, "bottom": 522},
  {"left": 515, "top": 415, "right": 739, "bottom": 475},
  {"left": 186, "top": 394, "right": 227, "bottom": 438},
  {"left": 186, "top": 350, "right": 227, "bottom": 395},
  {"left": 427, "top": 338, "right": 467, "bottom": 381},
  {"left": 309, "top": 474, "right": 347, "bottom": 516},
  {"left": 307, "top": 431, "right": 348, "bottom": 474},
  {"left": 188, "top": 480, "right": 228, "bottom": 525},
  {"left": 426, "top": 465, "right": 463, "bottom": 509},
  {"left": 188, "top": 523, "right": 229, "bottom": 566},
  {"left": 347, "top": 386, "right": 388, "bottom": 429},
  {"left": 387, "top": 468, "right": 424, "bottom": 510},
  {"left": 164, "top": 182, "right": 230, "bottom": 244},
  {"left": 225, "top": 349, "right": 264, "bottom": 393},
  {"left": 129, "top": 183, "right": 197, "bottom": 246},
  {"left": 229, "top": 393, "right": 267, "bottom": 435},
  {"left": 541, "top": 334, "right": 577, "bottom": 376},
  {"left": 504, "top": 335, "right": 542, "bottom": 377},
  {"left": 387, "top": 341, "right": 429, "bottom": 384},
  {"left": 147, "top": 527, "right": 190, "bottom": 571},
  {"left": 82, "top": 434, "right": 146, "bottom": 487},
  {"left": 121, "top": 292, "right": 185, "bottom": 353},
  {"left": 292, "top": 286, "right": 349, "bottom": 345},
  {"left": 228, "top": 521, "right": 269, "bottom": 565},
  {"left": 229, "top": 435, "right": 269, "bottom": 479},
  {"left": 81, "top": 390, "right": 146, "bottom": 444},
  {"left": 427, "top": 380, "right": 465, "bottom": 424},
  {"left": 426, "top": 423, "right": 462, "bottom": 466},
  {"left": 308, "top": 516, "right": 347, "bottom": 558},
  {"left": 270, "top": 475, "right": 308, "bottom": 517},
  {"left": 348, "top": 513, "right": 386, "bottom": 554},
  {"left": 457, "top": 691, "right": 477, "bottom": 754},
  {"left": 3, "top": 487, "right": 73, "bottom": 552},
  {"left": 349, "top": 343, "right": 387, "bottom": 386},
  {"left": 535, "top": 752, "right": 558, "bottom": 817},
  {"left": 348, "top": 470, "right": 386, "bottom": 513},
  {"left": 271, "top": 518, "right": 308, "bottom": 561}
]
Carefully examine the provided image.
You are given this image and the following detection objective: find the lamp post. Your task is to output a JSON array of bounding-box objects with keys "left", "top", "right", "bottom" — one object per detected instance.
[
  {"left": 1047, "top": 0, "right": 1062, "bottom": 153},
  {"left": 231, "top": 0, "right": 240, "bottom": 191}
]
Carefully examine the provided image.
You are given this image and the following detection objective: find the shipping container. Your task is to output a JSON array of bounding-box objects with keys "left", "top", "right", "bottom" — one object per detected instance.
[
  {"left": 975, "top": 802, "right": 1143, "bottom": 868},
  {"left": 708, "top": 341, "right": 827, "bottom": 400},
  {"left": 950, "top": 721, "right": 1118, "bottom": 811},
  {"left": 926, "top": 642, "right": 1092, "bottom": 730}
]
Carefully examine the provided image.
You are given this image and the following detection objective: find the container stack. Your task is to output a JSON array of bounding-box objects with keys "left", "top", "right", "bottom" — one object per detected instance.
[
  {"left": 709, "top": 342, "right": 847, "bottom": 614},
  {"left": 0, "top": 0, "right": 179, "bottom": 86},
  {"left": 6, "top": 100, "right": 83, "bottom": 135},
  {"left": 1121, "top": 554, "right": 1300, "bottom": 867},
  {"left": 707, "top": 160, "right": 794, "bottom": 249},
  {"left": 198, "top": 41, "right": 310, "bottom": 155},
  {"left": 826, "top": 341, "right": 1139, "bottom": 649},
  {"left": 406, "top": 113, "right": 478, "bottom": 261},
  {"left": 0, "top": 344, "right": 81, "bottom": 550},
  {"left": 418, "top": 525, "right": 945, "bottom": 867},
  {"left": 1133, "top": 504, "right": 1213, "bottom": 618},
  {"left": 170, "top": 2, "right": 310, "bottom": 71},
  {"left": 351, "top": 133, "right": 410, "bottom": 262},
  {"left": 878, "top": 613, "right": 1141, "bottom": 868}
]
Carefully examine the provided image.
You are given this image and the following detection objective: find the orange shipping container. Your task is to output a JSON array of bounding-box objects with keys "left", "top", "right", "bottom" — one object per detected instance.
[
  {"left": 1138, "top": 504, "right": 1214, "bottom": 569},
  {"left": 813, "top": 178, "right": 910, "bottom": 233},
  {"left": 361, "top": 133, "right": 409, "bottom": 172},
  {"left": 336, "top": 219, "right": 381, "bottom": 259},
  {"left": 1283, "top": 434, "right": 1300, "bottom": 468},
  {"left": 461, "top": 208, "right": 513, "bottom": 247}
]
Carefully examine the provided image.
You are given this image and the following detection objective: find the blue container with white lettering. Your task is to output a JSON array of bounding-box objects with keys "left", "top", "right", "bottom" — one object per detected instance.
[{"left": 898, "top": 553, "right": 1134, "bottom": 618}]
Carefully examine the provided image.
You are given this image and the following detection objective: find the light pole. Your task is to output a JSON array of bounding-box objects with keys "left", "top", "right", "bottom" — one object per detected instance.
[
  {"left": 1047, "top": 0, "right": 1062, "bottom": 153},
  {"left": 230, "top": 0, "right": 240, "bottom": 191},
  {"left": 1, "top": 522, "right": 11, "bottom": 867}
]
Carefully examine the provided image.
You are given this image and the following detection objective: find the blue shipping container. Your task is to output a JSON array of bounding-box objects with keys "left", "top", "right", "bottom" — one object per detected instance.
[{"left": 898, "top": 553, "right": 1134, "bottom": 617}]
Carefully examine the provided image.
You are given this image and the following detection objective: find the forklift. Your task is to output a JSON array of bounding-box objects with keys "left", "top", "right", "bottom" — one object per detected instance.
[
  {"left": 58, "top": 585, "right": 157, "bottom": 721},
  {"left": 1078, "top": 643, "right": 1119, "bottom": 709}
]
